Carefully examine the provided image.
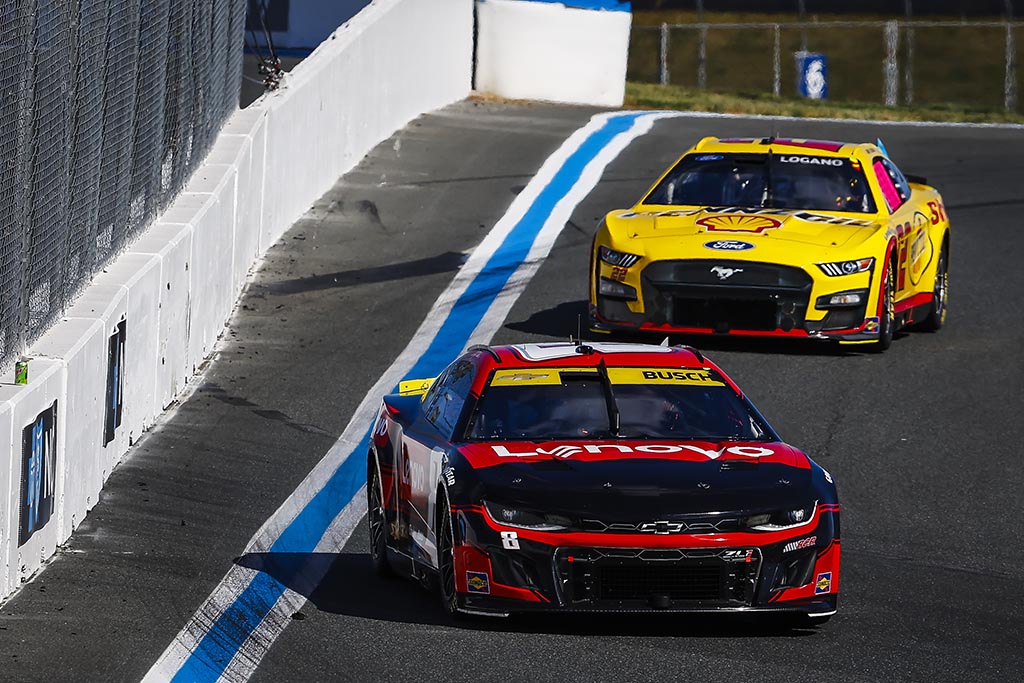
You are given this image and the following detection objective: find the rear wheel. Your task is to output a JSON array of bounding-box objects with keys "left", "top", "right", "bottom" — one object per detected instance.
[
  {"left": 871, "top": 260, "right": 896, "bottom": 352},
  {"left": 367, "top": 464, "right": 394, "bottom": 577},
  {"left": 918, "top": 242, "right": 949, "bottom": 332},
  {"left": 437, "top": 491, "right": 459, "bottom": 616}
]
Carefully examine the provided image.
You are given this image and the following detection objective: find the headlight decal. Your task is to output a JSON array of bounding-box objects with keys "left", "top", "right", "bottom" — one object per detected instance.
[
  {"left": 817, "top": 257, "right": 874, "bottom": 277},
  {"left": 745, "top": 502, "right": 817, "bottom": 531},
  {"left": 483, "top": 500, "right": 573, "bottom": 532},
  {"left": 599, "top": 245, "right": 642, "bottom": 268}
]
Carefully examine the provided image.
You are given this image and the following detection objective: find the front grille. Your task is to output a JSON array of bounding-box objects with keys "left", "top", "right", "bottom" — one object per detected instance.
[
  {"left": 581, "top": 516, "right": 744, "bottom": 534},
  {"left": 592, "top": 563, "right": 722, "bottom": 601},
  {"left": 640, "top": 260, "right": 813, "bottom": 332},
  {"left": 556, "top": 547, "right": 760, "bottom": 608},
  {"left": 673, "top": 297, "right": 780, "bottom": 331}
]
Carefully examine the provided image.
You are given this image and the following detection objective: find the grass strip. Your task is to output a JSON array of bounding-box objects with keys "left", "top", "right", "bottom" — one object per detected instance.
[{"left": 625, "top": 82, "right": 1024, "bottom": 124}]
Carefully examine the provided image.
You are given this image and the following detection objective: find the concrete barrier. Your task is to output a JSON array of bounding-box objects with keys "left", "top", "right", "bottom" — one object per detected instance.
[
  {"left": 475, "top": 0, "right": 632, "bottom": 107},
  {"left": 0, "top": 0, "right": 473, "bottom": 601},
  {"left": 0, "top": 360, "right": 64, "bottom": 599}
]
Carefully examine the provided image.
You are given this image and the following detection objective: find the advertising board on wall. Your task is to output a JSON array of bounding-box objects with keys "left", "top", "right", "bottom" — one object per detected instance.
[
  {"left": 19, "top": 401, "right": 58, "bottom": 546},
  {"left": 104, "top": 320, "right": 126, "bottom": 446}
]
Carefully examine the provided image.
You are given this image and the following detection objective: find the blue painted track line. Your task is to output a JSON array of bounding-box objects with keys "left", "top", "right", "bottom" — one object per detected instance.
[{"left": 171, "top": 111, "right": 648, "bottom": 682}]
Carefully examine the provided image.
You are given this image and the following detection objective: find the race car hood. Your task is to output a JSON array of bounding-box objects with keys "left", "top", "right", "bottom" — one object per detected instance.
[
  {"left": 458, "top": 440, "right": 815, "bottom": 517},
  {"left": 607, "top": 207, "right": 881, "bottom": 254}
]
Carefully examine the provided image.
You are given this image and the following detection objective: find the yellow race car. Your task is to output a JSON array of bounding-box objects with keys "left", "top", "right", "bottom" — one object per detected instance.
[{"left": 589, "top": 137, "right": 950, "bottom": 350}]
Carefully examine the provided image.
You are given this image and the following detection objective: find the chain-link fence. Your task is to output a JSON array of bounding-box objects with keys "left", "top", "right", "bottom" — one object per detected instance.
[
  {"left": 0, "top": 0, "right": 246, "bottom": 373},
  {"left": 630, "top": 20, "right": 1022, "bottom": 110}
]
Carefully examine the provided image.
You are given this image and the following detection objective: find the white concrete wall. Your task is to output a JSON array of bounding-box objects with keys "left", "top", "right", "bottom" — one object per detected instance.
[
  {"left": 475, "top": 0, "right": 632, "bottom": 107},
  {"left": 0, "top": 0, "right": 473, "bottom": 602}
]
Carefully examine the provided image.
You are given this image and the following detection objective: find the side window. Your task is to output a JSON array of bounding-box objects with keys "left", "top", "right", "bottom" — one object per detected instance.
[
  {"left": 421, "top": 368, "right": 451, "bottom": 425},
  {"left": 423, "top": 361, "right": 474, "bottom": 438},
  {"left": 872, "top": 157, "right": 910, "bottom": 213}
]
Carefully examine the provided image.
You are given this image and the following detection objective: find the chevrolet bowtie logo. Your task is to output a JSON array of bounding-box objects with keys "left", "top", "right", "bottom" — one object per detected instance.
[
  {"left": 710, "top": 265, "right": 744, "bottom": 280},
  {"left": 639, "top": 521, "right": 684, "bottom": 534}
]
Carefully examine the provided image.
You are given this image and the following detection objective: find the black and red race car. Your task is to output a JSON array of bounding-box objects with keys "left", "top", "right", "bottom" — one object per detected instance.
[{"left": 367, "top": 342, "right": 839, "bottom": 622}]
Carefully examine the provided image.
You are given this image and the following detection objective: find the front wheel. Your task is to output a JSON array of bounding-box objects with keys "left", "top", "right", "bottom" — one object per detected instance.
[
  {"left": 871, "top": 261, "right": 896, "bottom": 352},
  {"left": 367, "top": 464, "right": 394, "bottom": 577},
  {"left": 437, "top": 491, "right": 459, "bottom": 616},
  {"left": 917, "top": 242, "right": 949, "bottom": 332}
]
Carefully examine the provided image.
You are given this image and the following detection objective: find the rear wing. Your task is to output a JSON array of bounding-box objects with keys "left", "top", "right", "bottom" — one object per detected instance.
[{"left": 398, "top": 378, "right": 434, "bottom": 397}]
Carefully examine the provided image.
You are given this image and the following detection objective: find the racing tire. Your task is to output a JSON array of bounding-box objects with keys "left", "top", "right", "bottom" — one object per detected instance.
[
  {"left": 917, "top": 241, "right": 948, "bottom": 332},
  {"left": 871, "top": 260, "right": 896, "bottom": 352},
  {"left": 367, "top": 464, "right": 394, "bottom": 578},
  {"left": 437, "top": 490, "right": 460, "bottom": 616}
]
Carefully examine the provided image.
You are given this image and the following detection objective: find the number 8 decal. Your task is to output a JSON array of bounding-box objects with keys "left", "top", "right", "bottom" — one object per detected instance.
[{"left": 501, "top": 531, "right": 520, "bottom": 550}]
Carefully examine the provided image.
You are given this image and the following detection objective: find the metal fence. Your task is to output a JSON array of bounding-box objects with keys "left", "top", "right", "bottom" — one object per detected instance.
[
  {"left": 632, "top": 20, "right": 1021, "bottom": 110},
  {"left": 0, "top": 0, "right": 246, "bottom": 373}
]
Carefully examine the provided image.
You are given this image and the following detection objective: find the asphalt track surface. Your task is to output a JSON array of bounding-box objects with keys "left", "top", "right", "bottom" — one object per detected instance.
[{"left": 2, "top": 101, "right": 1023, "bottom": 682}]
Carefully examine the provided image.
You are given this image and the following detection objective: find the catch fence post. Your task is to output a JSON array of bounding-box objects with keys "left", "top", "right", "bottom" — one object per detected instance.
[
  {"left": 698, "top": 24, "right": 707, "bottom": 90},
  {"left": 773, "top": 24, "right": 781, "bottom": 96},
  {"left": 904, "top": 23, "right": 915, "bottom": 104},
  {"left": 1006, "top": 22, "right": 1018, "bottom": 111},
  {"left": 884, "top": 20, "right": 900, "bottom": 106},
  {"left": 659, "top": 23, "right": 670, "bottom": 85}
]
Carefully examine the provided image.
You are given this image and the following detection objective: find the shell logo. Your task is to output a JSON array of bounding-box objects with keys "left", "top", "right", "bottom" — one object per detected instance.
[{"left": 696, "top": 214, "right": 783, "bottom": 234}]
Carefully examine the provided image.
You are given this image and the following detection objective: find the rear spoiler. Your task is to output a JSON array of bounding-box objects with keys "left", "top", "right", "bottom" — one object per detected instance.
[
  {"left": 904, "top": 173, "right": 929, "bottom": 186},
  {"left": 398, "top": 378, "right": 434, "bottom": 397}
]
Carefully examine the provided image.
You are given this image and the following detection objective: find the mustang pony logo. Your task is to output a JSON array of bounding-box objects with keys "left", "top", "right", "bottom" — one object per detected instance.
[
  {"left": 710, "top": 265, "right": 744, "bottom": 280},
  {"left": 696, "top": 214, "right": 783, "bottom": 234}
]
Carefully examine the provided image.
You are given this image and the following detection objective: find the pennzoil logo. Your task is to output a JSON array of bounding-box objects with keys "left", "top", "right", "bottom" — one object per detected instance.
[
  {"left": 466, "top": 571, "right": 490, "bottom": 594},
  {"left": 696, "top": 214, "right": 783, "bottom": 234}
]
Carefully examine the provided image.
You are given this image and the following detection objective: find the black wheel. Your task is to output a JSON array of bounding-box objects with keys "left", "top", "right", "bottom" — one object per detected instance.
[
  {"left": 437, "top": 491, "right": 459, "bottom": 616},
  {"left": 871, "top": 260, "right": 896, "bottom": 352},
  {"left": 367, "top": 464, "right": 394, "bottom": 577},
  {"left": 917, "top": 241, "right": 948, "bottom": 332}
]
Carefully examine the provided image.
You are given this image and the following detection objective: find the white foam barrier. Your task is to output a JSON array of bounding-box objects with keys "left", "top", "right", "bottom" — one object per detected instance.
[
  {"left": 475, "top": 0, "right": 632, "bottom": 107},
  {"left": 0, "top": 0, "right": 472, "bottom": 601}
]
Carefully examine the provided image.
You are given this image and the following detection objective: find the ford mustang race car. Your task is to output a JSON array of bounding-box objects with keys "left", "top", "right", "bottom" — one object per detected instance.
[
  {"left": 367, "top": 342, "right": 839, "bottom": 622},
  {"left": 589, "top": 137, "right": 950, "bottom": 349}
]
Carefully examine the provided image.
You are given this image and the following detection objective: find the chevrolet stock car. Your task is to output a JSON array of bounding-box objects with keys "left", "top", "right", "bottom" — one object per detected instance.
[
  {"left": 367, "top": 342, "right": 840, "bottom": 622},
  {"left": 589, "top": 136, "right": 951, "bottom": 350}
]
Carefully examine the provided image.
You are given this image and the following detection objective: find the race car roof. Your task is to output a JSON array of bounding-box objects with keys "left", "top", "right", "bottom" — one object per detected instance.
[
  {"left": 480, "top": 342, "right": 708, "bottom": 370},
  {"left": 693, "top": 136, "right": 882, "bottom": 159}
]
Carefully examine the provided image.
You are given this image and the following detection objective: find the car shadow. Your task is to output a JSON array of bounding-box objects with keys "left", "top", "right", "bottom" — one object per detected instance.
[
  {"left": 506, "top": 301, "right": 868, "bottom": 357},
  {"left": 505, "top": 300, "right": 591, "bottom": 339},
  {"left": 235, "top": 551, "right": 820, "bottom": 638}
]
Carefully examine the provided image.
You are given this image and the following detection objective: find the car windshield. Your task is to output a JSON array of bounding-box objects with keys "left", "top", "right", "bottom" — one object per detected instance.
[
  {"left": 643, "top": 152, "right": 876, "bottom": 214},
  {"left": 465, "top": 367, "right": 771, "bottom": 441}
]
